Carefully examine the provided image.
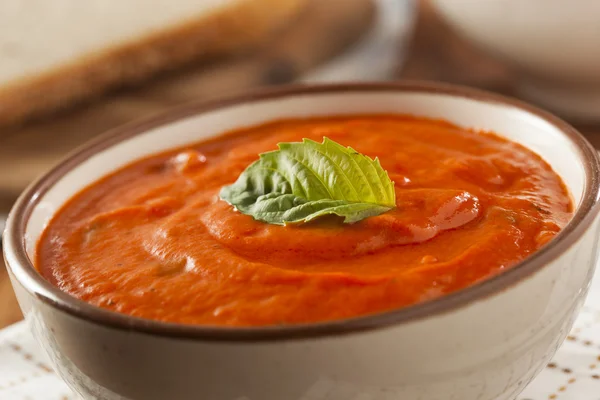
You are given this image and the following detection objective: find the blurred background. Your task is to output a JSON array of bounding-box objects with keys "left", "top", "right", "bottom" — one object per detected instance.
[{"left": 1, "top": 0, "right": 599, "bottom": 328}]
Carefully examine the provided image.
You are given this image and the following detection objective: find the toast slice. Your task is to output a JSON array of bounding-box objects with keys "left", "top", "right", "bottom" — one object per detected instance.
[{"left": 0, "top": 0, "right": 306, "bottom": 127}]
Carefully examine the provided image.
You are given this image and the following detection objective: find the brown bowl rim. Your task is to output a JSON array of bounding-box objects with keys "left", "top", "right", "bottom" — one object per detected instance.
[{"left": 4, "top": 81, "right": 600, "bottom": 342}]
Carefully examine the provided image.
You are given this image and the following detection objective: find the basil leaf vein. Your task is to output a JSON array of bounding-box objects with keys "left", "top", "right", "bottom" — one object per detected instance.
[{"left": 219, "top": 137, "right": 396, "bottom": 225}]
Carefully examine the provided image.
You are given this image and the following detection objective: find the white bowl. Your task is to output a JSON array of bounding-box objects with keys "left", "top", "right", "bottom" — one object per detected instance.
[
  {"left": 4, "top": 82, "right": 600, "bottom": 400},
  {"left": 430, "top": 0, "right": 600, "bottom": 122}
]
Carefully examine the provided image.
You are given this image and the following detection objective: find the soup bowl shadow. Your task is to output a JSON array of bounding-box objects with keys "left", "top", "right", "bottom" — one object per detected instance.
[{"left": 3, "top": 82, "right": 600, "bottom": 400}]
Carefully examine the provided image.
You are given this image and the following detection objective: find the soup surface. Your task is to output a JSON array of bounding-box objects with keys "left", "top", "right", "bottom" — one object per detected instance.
[{"left": 37, "top": 116, "right": 573, "bottom": 326}]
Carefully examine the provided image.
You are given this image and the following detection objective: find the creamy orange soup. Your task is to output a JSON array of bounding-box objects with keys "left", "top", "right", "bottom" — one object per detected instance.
[{"left": 37, "top": 116, "right": 573, "bottom": 326}]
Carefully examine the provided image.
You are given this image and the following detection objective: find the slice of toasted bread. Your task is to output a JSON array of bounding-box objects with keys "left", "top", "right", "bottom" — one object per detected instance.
[{"left": 0, "top": 0, "right": 307, "bottom": 127}]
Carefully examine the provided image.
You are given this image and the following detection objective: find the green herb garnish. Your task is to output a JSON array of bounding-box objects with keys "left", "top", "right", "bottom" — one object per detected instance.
[{"left": 219, "top": 137, "right": 396, "bottom": 225}]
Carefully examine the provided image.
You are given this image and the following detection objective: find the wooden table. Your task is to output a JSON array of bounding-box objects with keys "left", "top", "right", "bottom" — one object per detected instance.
[{"left": 1, "top": 1, "right": 599, "bottom": 329}]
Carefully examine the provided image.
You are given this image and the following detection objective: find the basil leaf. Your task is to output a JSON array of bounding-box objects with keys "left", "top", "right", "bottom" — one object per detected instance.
[{"left": 219, "top": 137, "right": 396, "bottom": 225}]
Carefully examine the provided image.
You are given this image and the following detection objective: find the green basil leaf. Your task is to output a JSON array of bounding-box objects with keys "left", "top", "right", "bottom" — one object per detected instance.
[{"left": 219, "top": 137, "right": 396, "bottom": 225}]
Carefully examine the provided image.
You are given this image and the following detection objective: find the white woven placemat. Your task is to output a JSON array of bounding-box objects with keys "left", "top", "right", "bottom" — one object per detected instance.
[{"left": 1, "top": 271, "right": 599, "bottom": 400}]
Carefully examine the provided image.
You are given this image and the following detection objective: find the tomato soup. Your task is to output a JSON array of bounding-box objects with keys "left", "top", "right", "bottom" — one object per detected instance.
[{"left": 36, "top": 116, "right": 573, "bottom": 326}]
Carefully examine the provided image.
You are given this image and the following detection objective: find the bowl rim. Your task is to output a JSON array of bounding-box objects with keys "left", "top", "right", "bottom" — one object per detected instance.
[{"left": 4, "top": 81, "right": 600, "bottom": 342}]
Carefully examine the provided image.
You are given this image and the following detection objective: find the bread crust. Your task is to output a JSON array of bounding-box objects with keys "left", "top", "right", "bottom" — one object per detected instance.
[{"left": 0, "top": 0, "right": 307, "bottom": 127}]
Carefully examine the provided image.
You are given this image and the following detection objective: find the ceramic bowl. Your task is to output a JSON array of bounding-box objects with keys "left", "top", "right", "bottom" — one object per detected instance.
[
  {"left": 4, "top": 82, "right": 600, "bottom": 400},
  {"left": 430, "top": 0, "right": 600, "bottom": 122}
]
